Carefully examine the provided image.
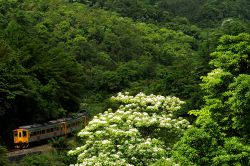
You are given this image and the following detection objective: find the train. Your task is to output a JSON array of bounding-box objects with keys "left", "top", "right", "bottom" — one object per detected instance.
[{"left": 13, "top": 112, "right": 88, "bottom": 148}]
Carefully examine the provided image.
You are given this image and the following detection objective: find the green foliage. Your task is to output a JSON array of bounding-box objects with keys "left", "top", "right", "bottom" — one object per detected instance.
[
  {"left": 197, "top": 0, "right": 250, "bottom": 27},
  {"left": 150, "top": 158, "right": 177, "bottom": 166},
  {"left": 0, "top": 0, "right": 205, "bottom": 131},
  {"left": 78, "top": 0, "right": 250, "bottom": 29},
  {"left": 210, "top": 33, "right": 250, "bottom": 74},
  {"left": 77, "top": 0, "right": 168, "bottom": 23},
  {"left": 173, "top": 33, "right": 250, "bottom": 165},
  {"left": 49, "top": 137, "right": 69, "bottom": 151},
  {"left": 0, "top": 40, "right": 26, "bottom": 116},
  {"left": 174, "top": 128, "right": 213, "bottom": 165},
  {"left": 174, "top": 125, "right": 250, "bottom": 165},
  {"left": 195, "top": 33, "right": 250, "bottom": 135},
  {"left": 213, "top": 137, "right": 250, "bottom": 165},
  {"left": 16, "top": 152, "right": 67, "bottom": 166},
  {"left": 0, "top": 146, "right": 9, "bottom": 166},
  {"left": 0, "top": 0, "right": 86, "bottom": 125},
  {"left": 227, "top": 74, "right": 250, "bottom": 135},
  {"left": 48, "top": 137, "right": 79, "bottom": 165},
  {"left": 0, "top": 0, "right": 250, "bottom": 164},
  {"left": 43, "top": 1, "right": 202, "bottom": 113},
  {"left": 173, "top": 116, "right": 222, "bottom": 165},
  {"left": 204, "top": 33, "right": 250, "bottom": 135},
  {"left": 201, "top": 68, "right": 232, "bottom": 97},
  {"left": 157, "top": 0, "right": 202, "bottom": 22},
  {"left": 69, "top": 92, "right": 190, "bottom": 165},
  {"left": 221, "top": 19, "right": 250, "bottom": 35}
]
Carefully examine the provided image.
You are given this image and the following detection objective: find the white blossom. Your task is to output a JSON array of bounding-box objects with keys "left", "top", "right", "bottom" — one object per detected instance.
[{"left": 69, "top": 92, "right": 189, "bottom": 166}]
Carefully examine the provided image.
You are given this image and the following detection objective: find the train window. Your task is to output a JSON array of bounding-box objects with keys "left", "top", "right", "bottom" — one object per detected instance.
[
  {"left": 23, "top": 131, "right": 27, "bottom": 137},
  {"left": 42, "top": 130, "right": 45, "bottom": 134},
  {"left": 51, "top": 128, "right": 53, "bottom": 132},
  {"left": 46, "top": 129, "right": 50, "bottom": 133},
  {"left": 19, "top": 132, "right": 22, "bottom": 137}
]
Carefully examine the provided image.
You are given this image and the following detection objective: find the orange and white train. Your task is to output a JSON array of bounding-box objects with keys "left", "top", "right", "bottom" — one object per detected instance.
[{"left": 13, "top": 112, "right": 88, "bottom": 148}]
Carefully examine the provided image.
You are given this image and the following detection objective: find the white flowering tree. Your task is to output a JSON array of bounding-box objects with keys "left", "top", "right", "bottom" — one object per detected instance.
[{"left": 69, "top": 92, "right": 190, "bottom": 166}]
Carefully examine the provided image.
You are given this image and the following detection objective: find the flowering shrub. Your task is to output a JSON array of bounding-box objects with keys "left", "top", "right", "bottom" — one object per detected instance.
[{"left": 69, "top": 92, "right": 190, "bottom": 166}]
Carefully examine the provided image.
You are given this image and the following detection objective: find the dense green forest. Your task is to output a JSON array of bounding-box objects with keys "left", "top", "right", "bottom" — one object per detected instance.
[{"left": 1, "top": 0, "right": 250, "bottom": 165}]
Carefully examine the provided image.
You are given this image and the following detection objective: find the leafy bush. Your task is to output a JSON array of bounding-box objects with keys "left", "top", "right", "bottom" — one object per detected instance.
[
  {"left": 16, "top": 152, "right": 66, "bottom": 166},
  {"left": 0, "top": 146, "right": 9, "bottom": 166}
]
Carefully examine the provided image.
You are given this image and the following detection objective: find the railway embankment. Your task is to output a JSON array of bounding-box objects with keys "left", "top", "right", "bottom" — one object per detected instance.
[{"left": 7, "top": 144, "right": 53, "bottom": 162}]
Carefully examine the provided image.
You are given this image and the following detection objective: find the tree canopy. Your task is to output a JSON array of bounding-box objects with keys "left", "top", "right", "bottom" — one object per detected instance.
[
  {"left": 173, "top": 33, "right": 250, "bottom": 165},
  {"left": 0, "top": 0, "right": 203, "bottom": 141},
  {"left": 1, "top": 0, "right": 250, "bottom": 165}
]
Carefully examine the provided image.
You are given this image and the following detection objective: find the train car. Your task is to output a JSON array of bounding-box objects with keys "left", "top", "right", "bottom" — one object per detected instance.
[{"left": 13, "top": 112, "right": 88, "bottom": 148}]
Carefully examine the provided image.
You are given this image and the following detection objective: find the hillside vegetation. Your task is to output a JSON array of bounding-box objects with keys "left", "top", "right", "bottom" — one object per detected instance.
[{"left": 1, "top": 0, "right": 250, "bottom": 165}]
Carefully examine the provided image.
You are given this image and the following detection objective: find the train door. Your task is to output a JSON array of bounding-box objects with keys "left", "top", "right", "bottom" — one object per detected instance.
[
  {"left": 22, "top": 130, "right": 28, "bottom": 143},
  {"left": 13, "top": 129, "right": 20, "bottom": 144},
  {"left": 83, "top": 116, "right": 88, "bottom": 126},
  {"left": 60, "top": 122, "right": 67, "bottom": 136}
]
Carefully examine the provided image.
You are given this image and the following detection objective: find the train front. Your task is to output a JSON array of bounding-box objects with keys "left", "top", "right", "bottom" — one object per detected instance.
[{"left": 13, "top": 128, "right": 29, "bottom": 148}]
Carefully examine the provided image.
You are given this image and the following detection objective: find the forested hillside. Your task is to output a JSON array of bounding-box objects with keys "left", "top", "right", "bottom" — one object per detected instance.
[{"left": 1, "top": 0, "right": 250, "bottom": 165}]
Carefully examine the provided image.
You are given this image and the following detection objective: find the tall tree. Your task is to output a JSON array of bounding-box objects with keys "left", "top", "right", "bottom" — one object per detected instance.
[
  {"left": 69, "top": 92, "right": 190, "bottom": 165},
  {"left": 173, "top": 33, "right": 250, "bottom": 165}
]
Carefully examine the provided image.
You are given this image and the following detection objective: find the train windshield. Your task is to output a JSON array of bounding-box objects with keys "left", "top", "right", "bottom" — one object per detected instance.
[{"left": 23, "top": 130, "right": 27, "bottom": 137}]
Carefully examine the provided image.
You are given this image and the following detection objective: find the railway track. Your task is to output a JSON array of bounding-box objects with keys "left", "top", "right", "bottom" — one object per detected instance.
[{"left": 7, "top": 144, "right": 53, "bottom": 161}]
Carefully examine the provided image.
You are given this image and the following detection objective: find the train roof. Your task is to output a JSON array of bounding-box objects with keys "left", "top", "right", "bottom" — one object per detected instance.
[
  {"left": 19, "top": 124, "right": 43, "bottom": 129},
  {"left": 16, "top": 112, "right": 88, "bottom": 130}
]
